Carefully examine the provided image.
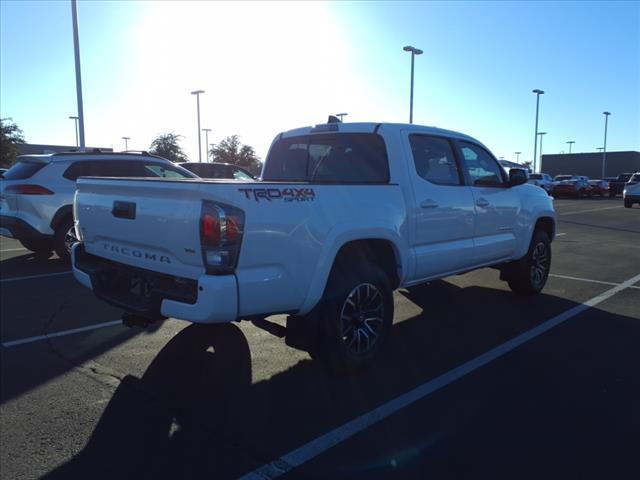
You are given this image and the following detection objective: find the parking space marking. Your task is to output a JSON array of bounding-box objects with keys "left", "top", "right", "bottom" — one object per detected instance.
[
  {"left": 556, "top": 233, "right": 566, "bottom": 237},
  {"left": 549, "top": 273, "right": 640, "bottom": 290},
  {"left": 558, "top": 206, "right": 620, "bottom": 216},
  {"left": 0, "top": 271, "right": 72, "bottom": 283},
  {"left": 241, "top": 272, "right": 640, "bottom": 480},
  {"left": 0, "top": 247, "right": 28, "bottom": 253},
  {"left": 1, "top": 320, "right": 122, "bottom": 348}
]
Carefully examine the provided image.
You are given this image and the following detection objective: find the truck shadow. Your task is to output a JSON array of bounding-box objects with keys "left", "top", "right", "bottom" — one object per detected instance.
[{"left": 45, "top": 281, "right": 639, "bottom": 479}]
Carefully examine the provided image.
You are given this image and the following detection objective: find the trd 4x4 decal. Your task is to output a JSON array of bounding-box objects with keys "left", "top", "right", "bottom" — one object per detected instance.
[{"left": 238, "top": 188, "right": 315, "bottom": 202}]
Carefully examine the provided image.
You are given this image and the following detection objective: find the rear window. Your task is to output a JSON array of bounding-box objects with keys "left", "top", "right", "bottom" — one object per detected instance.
[
  {"left": 262, "top": 133, "right": 389, "bottom": 183},
  {"left": 2, "top": 161, "right": 46, "bottom": 180},
  {"left": 63, "top": 160, "right": 193, "bottom": 180}
]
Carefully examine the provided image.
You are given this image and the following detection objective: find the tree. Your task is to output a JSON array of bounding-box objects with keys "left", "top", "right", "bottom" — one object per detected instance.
[
  {"left": 521, "top": 161, "right": 533, "bottom": 170},
  {"left": 210, "top": 135, "right": 262, "bottom": 176},
  {"left": 149, "top": 133, "right": 188, "bottom": 163},
  {"left": 0, "top": 118, "right": 26, "bottom": 168}
]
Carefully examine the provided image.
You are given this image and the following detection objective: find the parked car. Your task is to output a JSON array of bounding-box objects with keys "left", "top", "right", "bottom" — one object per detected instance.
[
  {"left": 0, "top": 151, "right": 196, "bottom": 261},
  {"left": 609, "top": 173, "right": 634, "bottom": 197},
  {"left": 0, "top": 168, "right": 7, "bottom": 177},
  {"left": 528, "top": 173, "right": 553, "bottom": 192},
  {"left": 625, "top": 172, "right": 640, "bottom": 187},
  {"left": 588, "top": 179, "right": 610, "bottom": 196},
  {"left": 71, "top": 121, "right": 556, "bottom": 372},
  {"left": 552, "top": 175, "right": 591, "bottom": 197},
  {"left": 179, "top": 162, "right": 255, "bottom": 180},
  {"left": 623, "top": 182, "right": 640, "bottom": 208}
]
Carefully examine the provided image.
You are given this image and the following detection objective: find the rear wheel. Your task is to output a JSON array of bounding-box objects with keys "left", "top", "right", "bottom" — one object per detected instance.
[
  {"left": 317, "top": 262, "right": 393, "bottom": 374},
  {"left": 53, "top": 216, "right": 78, "bottom": 262},
  {"left": 624, "top": 198, "right": 633, "bottom": 208},
  {"left": 19, "top": 238, "right": 54, "bottom": 254},
  {"left": 506, "top": 230, "right": 551, "bottom": 296}
]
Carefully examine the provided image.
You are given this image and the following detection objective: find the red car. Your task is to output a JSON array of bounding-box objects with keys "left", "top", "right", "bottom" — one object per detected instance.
[
  {"left": 552, "top": 175, "right": 592, "bottom": 197},
  {"left": 588, "top": 179, "right": 610, "bottom": 196}
]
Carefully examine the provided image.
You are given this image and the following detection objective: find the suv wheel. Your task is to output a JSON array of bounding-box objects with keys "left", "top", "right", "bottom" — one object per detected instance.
[
  {"left": 53, "top": 216, "right": 78, "bottom": 262},
  {"left": 317, "top": 263, "right": 393, "bottom": 374},
  {"left": 506, "top": 229, "right": 552, "bottom": 296},
  {"left": 19, "top": 238, "right": 54, "bottom": 254},
  {"left": 624, "top": 198, "right": 633, "bottom": 208}
]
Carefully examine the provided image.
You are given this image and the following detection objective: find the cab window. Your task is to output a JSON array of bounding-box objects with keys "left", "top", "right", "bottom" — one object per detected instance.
[{"left": 459, "top": 142, "right": 506, "bottom": 186}]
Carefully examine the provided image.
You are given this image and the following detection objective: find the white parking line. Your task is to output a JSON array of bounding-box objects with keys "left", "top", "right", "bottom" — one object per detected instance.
[
  {"left": 556, "top": 233, "right": 566, "bottom": 237},
  {"left": 241, "top": 272, "right": 640, "bottom": 480},
  {"left": 0, "top": 247, "right": 28, "bottom": 253},
  {"left": 549, "top": 273, "right": 640, "bottom": 290},
  {"left": 1, "top": 320, "right": 122, "bottom": 348},
  {"left": 558, "top": 206, "right": 620, "bottom": 215},
  {"left": 0, "top": 271, "right": 72, "bottom": 283}
]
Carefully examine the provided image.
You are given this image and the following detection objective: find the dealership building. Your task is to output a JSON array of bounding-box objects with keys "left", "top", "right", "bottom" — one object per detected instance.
[{"left": 541, "top": 151, "right": 640, "bottom": 178}]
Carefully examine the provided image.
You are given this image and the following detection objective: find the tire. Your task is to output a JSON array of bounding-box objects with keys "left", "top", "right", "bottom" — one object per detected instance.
[
  {"left": 624, "top": 199, "right": 633, "bottom": 208},
  {"left": 19, "top": 238, "right": 54, "bottom": 254},
  {"left": 506, "top": 230, "right": 552, "bottom": 296},
  {"left": 316, "top": 262, "right": 394, "bottom": 374},
  {"left": 53, "top": 216, "right": 78, "bottom": 262}
]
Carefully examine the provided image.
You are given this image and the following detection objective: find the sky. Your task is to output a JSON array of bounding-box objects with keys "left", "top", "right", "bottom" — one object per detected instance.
[{"left": 1, "top": 0, "right": 639, "bottom": 165}]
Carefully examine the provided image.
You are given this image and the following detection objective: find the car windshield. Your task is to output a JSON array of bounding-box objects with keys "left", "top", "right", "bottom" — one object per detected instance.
[{"left": 2, "top": 160, "right": 47, "bottom": 180}]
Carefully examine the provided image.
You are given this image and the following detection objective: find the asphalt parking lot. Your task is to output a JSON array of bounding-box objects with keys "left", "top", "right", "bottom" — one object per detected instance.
[{"left": 1, "top": 197, "right": 639, "bottom": 480}]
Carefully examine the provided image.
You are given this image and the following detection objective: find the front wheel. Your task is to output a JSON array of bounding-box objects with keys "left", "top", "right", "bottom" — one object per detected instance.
[
  {"left": 624, "top": 199, "right": 633, "bottom": 208},
  {"left": 317, "top": 263, "right": 393, "bottom": 374},
  {"left": 506, "top": 230, "right": 552, "bottom": 296}
]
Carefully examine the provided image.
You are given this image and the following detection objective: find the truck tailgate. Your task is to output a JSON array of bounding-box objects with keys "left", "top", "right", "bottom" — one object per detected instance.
[{"left": 75, "top": 178, "right": 208, "bottom": 279}]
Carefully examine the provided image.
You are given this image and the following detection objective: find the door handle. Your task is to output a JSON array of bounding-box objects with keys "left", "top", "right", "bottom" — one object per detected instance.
[
  {"left": 112, "top": 201, "right": 136, "bottom": 219},
  {"left": 476, "top": 198, "right": 490, "bottom": 208},
  {"left": 420, "top": 199, "right": 439, "bottom": 209}
]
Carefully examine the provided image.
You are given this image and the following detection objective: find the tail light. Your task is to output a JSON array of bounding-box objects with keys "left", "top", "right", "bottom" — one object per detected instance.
[
  {"left": 4, "top": 184, "right": 54, "bottom": 195},
  {"left": 200, "top": 200, "right": 245, "bottom": 274}
]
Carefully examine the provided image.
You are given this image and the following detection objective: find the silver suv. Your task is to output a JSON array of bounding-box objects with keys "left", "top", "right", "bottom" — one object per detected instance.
[{"left": 0, "top": 151, "right": 196, "bottom": 261}]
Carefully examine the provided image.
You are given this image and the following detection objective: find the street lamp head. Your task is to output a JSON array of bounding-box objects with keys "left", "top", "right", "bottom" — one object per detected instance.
[
  {"left": 538, "top": 131, "right": 547, "bottom": 135},
  {"left": 403, "top": 46, "right": 423, "bottom": 55},
  {"left": 532, "top": 89, "right": 545, "bottom": 95},
  {"left": 603, "top": 111, "right": 611, "bottom": 116},
  {"left": 69, "top": 116, "right": 78, "bottom": 120},
  {"left": 191, "top": 90, "right": 204, "bottom": 95},
  {"left": 122, "top": 136, "right": 130, "bottom": 140},
  {"left": 202, "top": 128, "right": 211, "bottom": 133},
  {"left": 336, "top": 112, "right": 348, "bottom": 117}
]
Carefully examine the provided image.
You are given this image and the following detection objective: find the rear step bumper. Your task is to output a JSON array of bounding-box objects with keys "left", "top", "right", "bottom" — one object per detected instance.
[{"left": 72, "top": 244, "right": 238, "bottom": 323}]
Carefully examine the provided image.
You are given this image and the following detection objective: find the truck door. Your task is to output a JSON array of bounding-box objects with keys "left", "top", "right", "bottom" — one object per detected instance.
[
  {"left": 404, "top": 133, "right": 476, "bottom": 280},
  {"left": 455, "top": 140, "right": 520, "bottom": 263}
]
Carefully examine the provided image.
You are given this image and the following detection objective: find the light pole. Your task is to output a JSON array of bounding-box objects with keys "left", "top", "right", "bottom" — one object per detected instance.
[
  {"left": 515, "top": 151, "right": 522, "bottom": 163},
  {"left": 191, "top": 90, "right": 205, "bottom": 162},
  {"left": 403, "top": 46, "right": 423, "bottom": 124},
  {"left": 335, "top": 113, "right": 348, "bottom": 122},
  {"left": 601, "top": 111, "right": 611, "bottom": 179},
  {"left": 532, "top": 89, "right": 545, "bottom": 173},
  {"left": 566, "top": 140, "right": 575, "bottom": 153},
  {"left": 202, "top": 129, "right": 211, "bottom": 161},
  {"left": 68, "top": 116, "right": 79, "bottom": 147},
  {"left": 596, "top": 147, "right": 604, "bottom": 152},
  {"left": 537, "top": 132, "right": 547, "bottom": 171},
  {"left": 71, "top": 0, "right": 85, "bottom": 148},
  {"left": 122, "top": 136, "right": 130, "bottom": 151},
  {"left": 209, "top": 143, "right": 215, "bottom": 161}
]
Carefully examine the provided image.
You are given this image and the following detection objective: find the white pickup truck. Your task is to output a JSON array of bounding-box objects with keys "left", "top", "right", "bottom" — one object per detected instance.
[{"left": 72, "top": 121, "right": 556, "bottom": 371}]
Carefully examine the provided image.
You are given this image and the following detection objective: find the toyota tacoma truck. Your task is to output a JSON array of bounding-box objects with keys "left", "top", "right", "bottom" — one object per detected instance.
[{"left": 72, "top": 121, "right": 556, "bottom": 372}]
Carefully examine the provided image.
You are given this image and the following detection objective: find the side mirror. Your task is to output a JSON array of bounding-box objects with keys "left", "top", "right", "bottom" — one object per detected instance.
[{"left": 509, "top": 168, "right": 528, "bottom": 187}]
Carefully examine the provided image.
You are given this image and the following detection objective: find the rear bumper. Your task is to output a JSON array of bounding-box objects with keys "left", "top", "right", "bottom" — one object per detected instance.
[
  {"left": 0, "top": 215, "right": 52, "bottom": 240},
  {"left": 72, "top": 244, "right": 238, "bottom": 323}
]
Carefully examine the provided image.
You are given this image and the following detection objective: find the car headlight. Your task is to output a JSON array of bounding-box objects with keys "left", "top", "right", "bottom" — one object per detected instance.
[{"left": 623, "top": 188, "right": 627, "bottom": 196}]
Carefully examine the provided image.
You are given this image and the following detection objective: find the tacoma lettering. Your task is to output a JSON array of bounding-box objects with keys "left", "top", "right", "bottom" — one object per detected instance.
[{"left": 102, "top": 243, "right": 170, "bottom": 264}]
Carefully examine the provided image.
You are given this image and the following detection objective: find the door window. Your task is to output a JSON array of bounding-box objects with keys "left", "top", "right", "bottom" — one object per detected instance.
[
  {"left": 409, "top": 135, "right": 462, "bottom": 185},
  {"left": 459, "top": 142, "right": 506, "bottom": 186}
]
